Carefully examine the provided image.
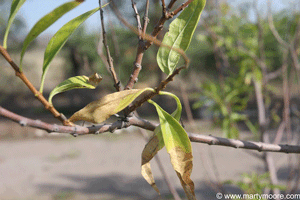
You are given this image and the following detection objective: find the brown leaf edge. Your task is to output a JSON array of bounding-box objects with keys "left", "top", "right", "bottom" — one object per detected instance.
[
  {"left": 141, "top": 130, "right": 164, "bottom": 195},
  {"left": 169, "top": 146, "right": 195, "bottom": 200}
]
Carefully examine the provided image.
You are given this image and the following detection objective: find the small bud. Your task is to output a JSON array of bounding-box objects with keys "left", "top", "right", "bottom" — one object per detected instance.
[{"left": 88, "top": 73, "right": 103, "bottom": 87}]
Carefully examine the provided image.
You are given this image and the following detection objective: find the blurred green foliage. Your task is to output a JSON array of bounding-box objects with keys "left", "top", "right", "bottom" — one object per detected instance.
[
  {"left": 191, "top": 2, "right": 300, "bottom": 138},
  {"left": 224, "top": 172, "right": 286, "bottom": 200}
]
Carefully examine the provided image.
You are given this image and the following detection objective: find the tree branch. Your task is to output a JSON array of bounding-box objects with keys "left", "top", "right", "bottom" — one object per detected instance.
[
  {"left": 142, "top": 0, "right": 150, "bottom": 39},
  {"left": 131, "top": 0, "right": 142, "bottom": 40},
  {"left": 2, "top": 106, "right": 300, "bottom": 154},
  {"left": 188, "top": 133, "right": 300, "bottom": 154},
  {"left": 0, "top": 45, "right": 72, "bottom": 126}
]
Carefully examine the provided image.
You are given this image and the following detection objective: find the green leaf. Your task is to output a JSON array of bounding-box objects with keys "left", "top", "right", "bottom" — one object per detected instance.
[
  {"left": 20, "top": 1, "right": 83, "bottom": 69},
  {"left": 39, "top": 4, "right": 108, "bottom": 94},
  {"left": 148, "top": 100, "right": 190, "bottom": 153},
  {"left": 48, "top": 73, "right": 102, "bottom": 105},
  {"left": 157, "top": 0, "right": 206, "bottom": 75},
  {"left": 3, "top": 0, "right": 27, "bottom": 49},
  {"left": 69, "top": 88, "right": 153, "bottom": 124}
]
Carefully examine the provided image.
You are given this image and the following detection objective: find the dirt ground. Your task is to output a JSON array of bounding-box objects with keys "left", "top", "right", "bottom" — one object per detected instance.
[{"left": 0, "top": 119, "right": 297, "bottom": 200}]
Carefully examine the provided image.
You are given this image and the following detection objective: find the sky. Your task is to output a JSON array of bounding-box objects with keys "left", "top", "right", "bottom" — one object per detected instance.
[{"left": 2, "top": 0, "right": 299, "bottom": 36}]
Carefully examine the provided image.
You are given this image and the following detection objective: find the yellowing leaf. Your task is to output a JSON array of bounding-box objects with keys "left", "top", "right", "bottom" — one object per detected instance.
[
  {"left": 69, "top": 88, "right": 153, "bottom": 124},
  {"left": 141, "top": 129, "right": 164, "bottom": 194},
  {"left": 48, "top": 74, "right": 101, "bottom": 104},
  {"left": 141, "top": 92, "right": 183, "bottom": 195},
  {"left": 148, "top": 99, "right": 195, "bottom": 199},
  {"left": 170, "top": 147, "right": 195, "bottom": 200}
]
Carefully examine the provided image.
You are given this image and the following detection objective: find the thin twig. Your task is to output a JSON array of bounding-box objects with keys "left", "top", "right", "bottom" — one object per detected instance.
[
  {"left": 142, "top": 0, "right": 150, "bottom": 39},
  {"left": 110, "top": 0, "right": 189, "bottom": 90},
  {"left": 144, "top": 0, "right": 193, "bottom": 50},
  {"left": 167, "top": 0, "right": 177, "bottom": 10},
  {"left": 99, "top": 0, "right": 121, "bottom": 91},
  {"left": 161, "top": 0, "right": 166, "bottom": 10},
  {"left": 108, "top": 17, "right": 121, "bottom": 65},
  {"left": 171, "top": 0, "right": 194, "bottom": 17},
  {"left": 0, "top": 45, "right": 72, "bottom": 126},
  {"left": 131, "top": 0, "right": 142, "bottom": 39},
  {"left": 124, "top": 0, "right": 145, "bottom": 89}
]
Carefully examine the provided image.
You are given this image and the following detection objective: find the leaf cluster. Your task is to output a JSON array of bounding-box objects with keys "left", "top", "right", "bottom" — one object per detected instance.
[{"left": 1, "top": 0, "right": 207, "bottom": 199}]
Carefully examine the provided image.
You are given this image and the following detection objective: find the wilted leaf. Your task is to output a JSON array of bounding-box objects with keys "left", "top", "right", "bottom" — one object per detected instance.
[
  {"left": 141, "top": 132, "right": 164, "bottom": 194},
  {"left": 141, "top": 92, "right": 183, "bottom": 194},
  {"left": 170, "top": 147, "right": 195, "bottom": 200},
  {"left": 69, "top": 88, "right": 153, "bottom": 124},
  {"left": 3, "top": 0, "right": 27, "bottom": 49},
  {"left": 148, "top": 100, "right": 195, "bottom": 199},
  {"left": 157, "top": 0, "right": 206, "bottom": 75},
  {"left": 39, "top": 4, "right": 108, "bottom": 94},
  {"left": 20, "top": 1, "right": 83, "bottom": 68},
  {"left": 48, "top": 74, "right": 102, "bottom": 104}
]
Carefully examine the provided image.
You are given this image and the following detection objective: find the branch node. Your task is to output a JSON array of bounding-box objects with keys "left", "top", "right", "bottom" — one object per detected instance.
[
  {"left": 114, "top": 81, "right": 121, "bottom": 89},
  {"left": 19, "top": 120, "right": 27, "bottom": 127},
  {"left": 52, "top": 124, "right": 59, "bottom": 132},
  {"left": 134, "top": 78, "right": 138, "bottom": 83},
  {"left": 95, "top": 130, "right": 100, "bottom": 135},
  {"left": 71, "top": 126, "right": 78, "bottom": 137},
  {"left": 71, "top": 133, "right": 78, "bottom": 137}
]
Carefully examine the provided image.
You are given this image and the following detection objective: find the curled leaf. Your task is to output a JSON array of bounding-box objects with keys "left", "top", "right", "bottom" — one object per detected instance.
[
  {"left": 157, "top": 0, "right": 206, "bottom": 75},
  {"left": 48, "top": 74, "right": 101, "bottom": 104},
  {"left": 3, "top": 0, "right": 27, "bottom": 49},
  {"left": 69, "top": 88, "right": 153, "bottom": 124},
  {"left": 20, "top": 1, "right": 83, "bottom": 68}
]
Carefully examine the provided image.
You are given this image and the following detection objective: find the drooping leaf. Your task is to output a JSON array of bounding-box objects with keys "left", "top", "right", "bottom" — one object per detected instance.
[
  {"left": 141, "top": 131, "right": 164, "bottom": 194},
  {"left": 20, "top": 1, "right": 83, "bottom": 69},
  {"left": 157, "top": 0, "right": 206, "bottom": 75},
  {"left": 148, "top": 100, "right": 195, "bottom": 199},
  {"left": 69, "top": 88, "right": 153, "bottom": 124},
  {"left": 39, "top": 4, "right": 108, "bottom": 94},
  {"left": 141, "top": 92, "right": 183, "bottom": 194},
  {"left": 48, "top": 73, "right": 102, "bottom": 104},
  {"left": 3, "top": 0, "right": 27, "bottom": 49}
]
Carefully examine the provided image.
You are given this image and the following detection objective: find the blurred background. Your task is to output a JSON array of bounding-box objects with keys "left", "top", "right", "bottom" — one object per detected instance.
[{"left": 0, "top": 0, "right": 300, "bottom": 199}]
